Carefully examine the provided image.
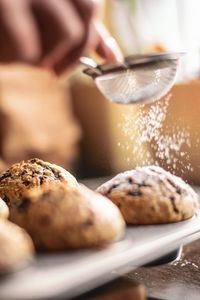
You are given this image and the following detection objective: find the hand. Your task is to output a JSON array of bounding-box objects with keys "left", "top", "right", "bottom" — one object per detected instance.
[{"left": 0, "top": 0, "right": 123, "bottom": 74}]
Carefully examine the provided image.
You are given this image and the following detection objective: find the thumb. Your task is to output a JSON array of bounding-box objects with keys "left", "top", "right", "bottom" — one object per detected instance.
[{"left": 93, "top": 22, "right": 123, "bottom": 63}]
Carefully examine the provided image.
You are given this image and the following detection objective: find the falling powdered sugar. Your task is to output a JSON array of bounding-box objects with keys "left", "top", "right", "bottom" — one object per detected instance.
[{"left": 119, "top": 93, "right": 195, "bottom": 175}]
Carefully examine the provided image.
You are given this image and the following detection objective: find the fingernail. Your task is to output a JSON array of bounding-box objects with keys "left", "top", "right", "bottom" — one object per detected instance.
[{"left": 105, "top": 37, "right": 124, "bottom": 63}]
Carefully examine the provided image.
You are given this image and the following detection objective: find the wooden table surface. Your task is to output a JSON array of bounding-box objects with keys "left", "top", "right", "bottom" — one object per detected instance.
[
  {"left": 74, "top": 240, "right": 200, "bottom": 300},
  {"left": 129, "top": 240, "right": 200, "bottom": 300},
  {"left": 74, "top": 179, "right": 200, "bottom": 300}
]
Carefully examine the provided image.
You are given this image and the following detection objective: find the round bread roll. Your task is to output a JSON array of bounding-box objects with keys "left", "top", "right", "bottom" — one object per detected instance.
[
  {"left": 0, "top": 158, "right": 77, "bottom": 207},
  {"left": 96, "top": 166, "right": 199, "bottom": 224},
  {"left": 0, "top": 219, "right": 34, "bottom": 273},
  {"left": 0, "top": 198, "right": 9, "bottom": 219},
  {"left": 8, "top": 184, "right": 125, "bottom": 251}
]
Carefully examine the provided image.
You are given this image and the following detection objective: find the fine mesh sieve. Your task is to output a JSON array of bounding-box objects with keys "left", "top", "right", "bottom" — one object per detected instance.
[{"left": 81, "top": 52, "right": 184, "bottom": 105}]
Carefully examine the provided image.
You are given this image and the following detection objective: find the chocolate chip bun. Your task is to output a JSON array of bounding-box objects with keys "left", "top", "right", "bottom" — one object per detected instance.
[
  {"left": 97, "top": 166, "right": 199, "bottom": 224},
  {"left": 0, "top": 219, "right": 34, "bottom": 273},
  {"left": 8, "top": 184, "right": 125, "bottom": 251},
  {"left": 0, "top": 198, "right": 9, "bottom": 219},
  {"left": 0, "top": 158, "right": 77, "bottom": 208}
]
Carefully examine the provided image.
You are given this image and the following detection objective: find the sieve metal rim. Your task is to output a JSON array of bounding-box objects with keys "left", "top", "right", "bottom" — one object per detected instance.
[{"left": 83, "top": 52, "right": 185, "bottom": 78}]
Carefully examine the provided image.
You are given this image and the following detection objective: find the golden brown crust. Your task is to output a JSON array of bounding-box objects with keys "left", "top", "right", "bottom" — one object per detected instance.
[
  {"left": 0, "top": 219, "right": 34, "bottom": 273},
  {"left": 96, "top": 166, "right": 199, "bottom": 224},
  {"left": 0, "top": 198, "right": 9, "bottom": 219},
  {"left": 9, "top": 184, "right": 125, "bottom": 251},
  {"left": 0, "top": 158, "right": 77, "bottom": 207}
]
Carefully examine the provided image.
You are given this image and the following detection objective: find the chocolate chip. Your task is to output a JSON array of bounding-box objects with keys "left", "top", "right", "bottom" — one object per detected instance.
[
  {"left": 139, "top": 181, "right": 151, "bottom": 187},
  {"left": 23, "top": 180, "right": 30, "bottom": 186},
  {"left": 170, "top": 196, "right": 179, "bottom": 213},
  {"left": 44, "top": 166, "right": 53, "bottom": 172},
  {"left": 128, "top": 191, "right": 142, "bottom": 196},
  {"left": 18, "top": 198, "right": 30, "bottom": 211},
  {"left": 30, "top": 159, "right": 61, "bottom": 180},
  {"left": 149, "top": 168, "right": 162, "bottom": 175},
  {"left": 39, "top": 176, "right": 44, "bottom": 184},
  {"left": 0, "top": 171, "right": 11, "bottom": 181},
  {"left": 128, "top": 178, "right": 133, "bottom": 184},
  {"left": 82, "top": 219, "right": 94, "bottom": 227},
  {"left": 176, "top": 188, "right": 182, "bottom": 195},
  {"left": 2, "top": 195, "right": 10, "bottom": 205},
  {"left": 29, "top": 158, "right": 38, "bottom": 164},
  {"left": 42, "top": 165, "right": 60, "bottom": 180},
  {"left": 166, "top": 179, "right": 182, "bottom": 195},
  {"left": 112, "top": 183, "right": 119, "bottom": 189},
  {"left": 51, "top": 170, "right": 60, "bottom": 180},
  {"left": 107, "top": 183, "right": 119, "bottom": 194},
  {"left": 167, "top": 179, "right": 177, "bottom": 188}
]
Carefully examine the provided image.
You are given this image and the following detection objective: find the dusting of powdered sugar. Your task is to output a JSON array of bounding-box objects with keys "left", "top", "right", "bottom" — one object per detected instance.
[
  {"left": 118, "top": 93, "right": 195, "bottom": 175},
  {"left": 172, "top": 259, "right": 199, "bottom": 269}
]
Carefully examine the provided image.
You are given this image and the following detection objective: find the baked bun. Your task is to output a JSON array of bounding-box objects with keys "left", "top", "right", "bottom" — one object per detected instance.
[
  {"left": 8, "top": 184, "right": 125, "bottom": 250},
  {"left": 0, "top": 219, "right": 34, "bottom": 273},
  {"left": 97, "top": 166, "right": 199, "bottom": 224},
  {"left": 0, "top": 158, "right": 77, "bottom": 207}
]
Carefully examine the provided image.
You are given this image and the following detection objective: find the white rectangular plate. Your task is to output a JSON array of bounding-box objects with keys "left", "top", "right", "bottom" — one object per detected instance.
[{"left": 1, "top": 211, "right": 200, "bottom": 300}]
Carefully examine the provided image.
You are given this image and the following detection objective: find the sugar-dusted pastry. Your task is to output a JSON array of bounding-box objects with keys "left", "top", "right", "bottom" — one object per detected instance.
[{"left": 97, "top": 166, "right": 199, "bottom": 224}]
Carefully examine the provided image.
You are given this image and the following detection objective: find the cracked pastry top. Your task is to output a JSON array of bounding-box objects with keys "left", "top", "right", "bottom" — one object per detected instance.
[
  {"left": 0, "top": 198, "right": 9, "bottom": 219},
  {"left": 0, "top": 158, "right": 77, "bottom": 208},
  {"left": 96, "top": 165, "right": 199, "bottom": 224}
]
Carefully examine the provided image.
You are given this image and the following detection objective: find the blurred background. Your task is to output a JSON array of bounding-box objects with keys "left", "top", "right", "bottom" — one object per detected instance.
[{"left": 1, "top": 0, "right": 200, "bottom": 183}]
